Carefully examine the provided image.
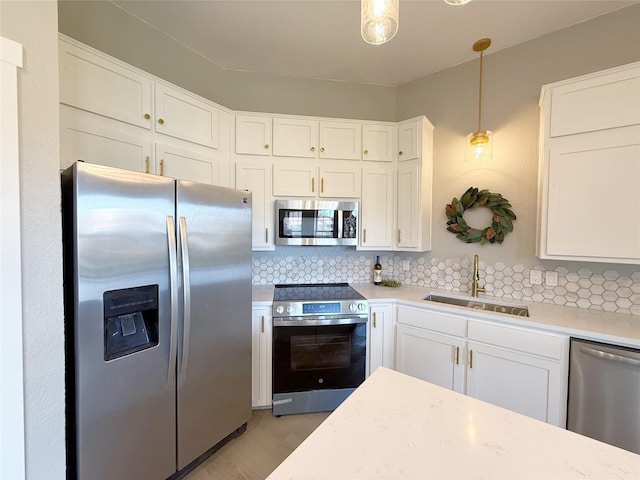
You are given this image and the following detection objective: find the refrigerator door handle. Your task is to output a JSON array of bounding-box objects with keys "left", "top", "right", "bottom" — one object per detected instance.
[
  {"left": 179, "top": 216, "right": 192, "bottom": 384},
  {"left": 167, "top": 216, "right": 179, "bottom": 388}
]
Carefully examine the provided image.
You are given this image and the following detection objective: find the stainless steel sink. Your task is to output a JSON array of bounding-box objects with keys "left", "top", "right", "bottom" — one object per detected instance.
[{"left": 424, "top": 294, "right": 529, "bottom": 317}]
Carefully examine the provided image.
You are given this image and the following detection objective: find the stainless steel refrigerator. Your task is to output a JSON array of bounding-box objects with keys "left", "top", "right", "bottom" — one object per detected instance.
[{"left": 62, "top": 162, "right": 252, "bottom": 479}]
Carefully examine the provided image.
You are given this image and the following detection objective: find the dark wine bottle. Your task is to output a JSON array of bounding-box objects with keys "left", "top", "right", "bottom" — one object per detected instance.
[{"left": 373, "top": 255, "right": 382, "bottom": 285}]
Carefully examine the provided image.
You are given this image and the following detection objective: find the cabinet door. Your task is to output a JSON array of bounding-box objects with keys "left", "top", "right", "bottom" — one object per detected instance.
[
  {"left": 395, "top": 324, "right": 465, "bottom": 392},
  {"left": 318, "top": 166, "right": 361, "bottom": 198},
  {"left": 155, "top": 143, "right": 219, "bottom": 184},
  {"left": 362, "top": 124, "right": 395, "bottom": 162},
  {"left": 155, "top": 83, "right": 220, "bottom": 149},
  {"left": 272, "top": 162, "right": 316, "bottom": 197},
  {"left": 360, "top": 167, "right": 393, "bottom": 250},
  {"left": 466, "top": 341, "right": 562, "bottom": 425},
  {"left": 549, "top": 67, "right": 640, "bottom": 137},
  {"left": 369, "top": 304, "right": 394, "bottom": 374},
  {"left": 397, "top": 119, "right": 419, "bottom": 160},
  {"left": 235, "top": 115, "right": 272, "bottom": 156},
  {"left": 251, "top": 307, "right": 272, "bottom": 408},
  {"left": 396, "top": 161, "right": 420, "bottom": 248},
  {"left": 60, "top": 108, "right": 152, "bottom": 173},
  {"left": 236, "top": 162, "right": 274, "bottom": 250},
  {"left": 544, "top": 126, "right": 640, "bottom": 262},
  {"left": 319, "top": 121, "right": 362, "bottom": 160},
  {"left": 59, "top": 39, "right": 153, "bottom": 129},
  {"left": 272, "top": 117, "right": 318, "bottom": 158}
]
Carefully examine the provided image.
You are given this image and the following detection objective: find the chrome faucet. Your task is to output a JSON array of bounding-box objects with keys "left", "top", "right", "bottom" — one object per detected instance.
[{"left": 471, "top": 254, "right": 485, "bottom": 297}]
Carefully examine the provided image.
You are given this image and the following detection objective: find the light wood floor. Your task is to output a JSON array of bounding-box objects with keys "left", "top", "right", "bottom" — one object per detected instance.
[{"left": 184, "top": 409, "right": 330, "bottom": 480}]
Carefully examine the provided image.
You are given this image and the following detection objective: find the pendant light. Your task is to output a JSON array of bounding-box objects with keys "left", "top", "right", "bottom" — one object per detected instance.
[
  {"left": 466, "top": 38, "right": 493, "bottom": 162},
  {"left": 361, "top": 0, "right": 399, "bottom": 45},
  {"left": 444, "top": 0, "right": 472, "bottom": 5}
]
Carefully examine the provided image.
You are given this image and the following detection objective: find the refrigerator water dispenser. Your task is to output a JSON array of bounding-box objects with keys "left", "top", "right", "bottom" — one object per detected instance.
[{"left": 104, "top": 285, "right": 159, "bottom": 361}]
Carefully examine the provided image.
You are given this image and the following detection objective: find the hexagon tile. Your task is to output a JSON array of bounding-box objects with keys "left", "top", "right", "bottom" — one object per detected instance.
[{"left": 252, "top": 254, "right": 639, "bottom": 316}]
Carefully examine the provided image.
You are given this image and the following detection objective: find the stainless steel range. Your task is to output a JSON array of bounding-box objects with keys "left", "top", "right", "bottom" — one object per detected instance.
[{"left": 272, "top": 283, "right": 368, "bottom": 416}]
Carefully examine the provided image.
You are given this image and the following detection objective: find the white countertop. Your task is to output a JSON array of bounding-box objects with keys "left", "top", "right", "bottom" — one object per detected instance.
[
  {"left": 268, "top": 367, "right": 640, "bottom": 479},
  {"left": 252, "top": 284, "right": 640, "bottom": 348}
]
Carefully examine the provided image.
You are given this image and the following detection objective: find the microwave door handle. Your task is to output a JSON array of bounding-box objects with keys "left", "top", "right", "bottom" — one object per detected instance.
[
  {"left": 337, "top": 209, "right": 344, "bottom": 240},
  {"left": 166, "top": 216, "right": 178, "bottom": 388},
  {"left": 178, "top": 216, "right": 191, "bottom": 385}
]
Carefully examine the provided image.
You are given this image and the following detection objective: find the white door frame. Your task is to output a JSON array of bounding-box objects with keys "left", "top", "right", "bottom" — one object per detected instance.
[{"left": 0, "top": 35, "right": 26, "bottom": 480}]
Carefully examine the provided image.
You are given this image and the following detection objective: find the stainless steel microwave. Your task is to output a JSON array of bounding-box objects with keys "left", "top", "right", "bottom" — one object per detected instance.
[{"left": 275, "top": 200, "right": 358, "bottom": 246}]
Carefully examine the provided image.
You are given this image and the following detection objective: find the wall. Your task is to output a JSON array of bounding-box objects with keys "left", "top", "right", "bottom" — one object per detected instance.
[
  {"left": 0, "top": 1, "right": 66, "bottom": 478},
  {"left": 57, "top": 0, "right": 396, "bottom": 121}
]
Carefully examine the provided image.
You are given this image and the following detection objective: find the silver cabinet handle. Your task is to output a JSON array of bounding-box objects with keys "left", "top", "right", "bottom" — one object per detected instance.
[
  {"left": 261, "top": 315, "right": 265, "bottom": 333},
  {"left": 166, "top": 216, "right": 178, "bottom": 388},
  {"left": 580, "top": 346, "right": 640, "bottom": 367},
  {"left": 179, "top": 216, "right": 191, "bottom": 384}
]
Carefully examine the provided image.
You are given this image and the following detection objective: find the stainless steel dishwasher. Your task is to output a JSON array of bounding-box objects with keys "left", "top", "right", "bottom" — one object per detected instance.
[{"left": 567, "top": 338, "right": 640, "bottom": 454}]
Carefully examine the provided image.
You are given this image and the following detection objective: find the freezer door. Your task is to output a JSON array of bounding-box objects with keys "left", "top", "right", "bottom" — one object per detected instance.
[
  {"left": 176, "top": 181, "right": 252, "bottom": 469},
  {"left": 64, "top": 162, "right": 177, "bottom": 480}
]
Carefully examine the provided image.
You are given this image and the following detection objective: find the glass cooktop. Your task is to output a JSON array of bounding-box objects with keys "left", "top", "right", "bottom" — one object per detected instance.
[{"left": 273, "top": 283, "right": 365, "bottom": 302}]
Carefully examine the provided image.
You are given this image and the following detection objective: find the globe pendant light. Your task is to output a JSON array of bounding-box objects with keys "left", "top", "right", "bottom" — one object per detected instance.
[
  {"left": 466, "top": 38, "right": 493, "bottom": 162},
  {"left": 361, "top": 0, "right": 399, "bottom": 45}
]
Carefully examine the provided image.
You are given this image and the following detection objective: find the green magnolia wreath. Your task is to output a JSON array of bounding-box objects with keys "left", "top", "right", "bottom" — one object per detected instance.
[{"left": 445, "top": 187, "right": 516, "bottom": 244}]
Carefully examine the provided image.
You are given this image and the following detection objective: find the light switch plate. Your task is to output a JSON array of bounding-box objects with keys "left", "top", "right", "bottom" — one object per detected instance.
[
  {"left": 529, "top": 269, "right": 543, "bottom": 285},
  {"left": 545, "top": 270, "right": 558, "bottom": 287},
  {"left": 402, "top": 259, "right": 410, "bottom": 271}
]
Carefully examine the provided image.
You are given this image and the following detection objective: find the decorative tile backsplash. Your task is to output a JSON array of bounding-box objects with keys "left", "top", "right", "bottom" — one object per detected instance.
[{"left": 253, "top": 253, "right": 640, "bottom": 316}]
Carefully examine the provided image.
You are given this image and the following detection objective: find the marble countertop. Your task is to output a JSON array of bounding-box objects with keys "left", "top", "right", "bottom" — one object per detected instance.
[
  {"left": 252, "top": 284, "right": 640, "bottom": 348},
  {"left": 268, "top": 367, "right": 640, "bottom": 479}
]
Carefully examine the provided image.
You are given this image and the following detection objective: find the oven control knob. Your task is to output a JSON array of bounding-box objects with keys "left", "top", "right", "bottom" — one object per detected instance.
[
  {"left": 349, "top": 303, "right": 357, "bottom": 312},
  {"left": 276, "top": 306, "right": 284, "bottom": 314},
  {"left": 286, "top": 305, "right": 293, "bottom": 314},
  {"left": 358, "top": 303, "right": 367, "bottom": 311}
]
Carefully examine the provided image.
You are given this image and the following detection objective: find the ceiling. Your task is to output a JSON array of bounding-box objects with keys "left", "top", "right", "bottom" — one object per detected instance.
[{"left": 111, "top": 0, "right": 636, "bottom": 86}]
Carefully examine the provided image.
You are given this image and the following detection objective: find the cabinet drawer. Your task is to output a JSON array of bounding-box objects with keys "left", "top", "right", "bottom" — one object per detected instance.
[
  {"left": 468, "top": 320, "right": 565, "bottom": 360},
  {"left": 396, "top": 305, "right": 466, "bottom": 337}
]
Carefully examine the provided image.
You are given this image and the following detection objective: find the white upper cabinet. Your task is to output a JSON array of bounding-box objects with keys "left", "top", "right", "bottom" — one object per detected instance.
[
  {"left": 537, "top": 62, "right": 640, "bottom": 264},
  {"left": 272, "top": 162, "right": 316, "bottom": 197},
  {"left": 155, "top": 142, "right": 220, "bottom": 185},
  {"left": 272, "top": 117, "right": 318, "bottom": 158},
  {"left": 549, "top": 66, "right": 640, "bottom": 137},
  {"left": 359, "top": 167, "right": 394, "bottom": 250},
  {"left": 397, "top": 119, "right": 420, "bottom": 161},
  {"left": 59, "top": 39, "right": 152, "bottom": 129},
  {"left": 362, "top": 124, "right": 395, "bottom": 162},
  {"left": 318, "top": 121, "right": 362, "bottom": 160},
  {"left": 318, "top": 166, "right": 361, "bottom": 198},
  {"left": 154, "top": 84, "right": 220, "bottom": 149},
  {"left": 60, "top": 107, "right": 152, "bottom": 172},
  {"left": 235, "top": 161, "right": 274, "bottom": 251},
  {"left": 235, "top": 115, "right": 273, "bottom": 155}
]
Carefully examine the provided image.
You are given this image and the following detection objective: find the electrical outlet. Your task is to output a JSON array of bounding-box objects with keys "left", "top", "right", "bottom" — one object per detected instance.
[
  {"left": 529, "top": 269, "right": 543, "bottom": 285},
  {"left": 402, "top": 259, "right": 410, "bottom": 271},
  {"left": 545, "top": 271, "right": 558, "bottom": 287}
]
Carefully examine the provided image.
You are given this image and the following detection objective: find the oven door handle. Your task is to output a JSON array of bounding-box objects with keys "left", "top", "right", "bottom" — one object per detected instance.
[{"left": 273, "top": 316, "right": 368, "bottom": 327}]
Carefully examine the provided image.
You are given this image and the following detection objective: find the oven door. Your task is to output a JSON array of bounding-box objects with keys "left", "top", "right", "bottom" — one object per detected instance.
[{"left": 272, "top": 317, "right": 367, "bottom": 394}]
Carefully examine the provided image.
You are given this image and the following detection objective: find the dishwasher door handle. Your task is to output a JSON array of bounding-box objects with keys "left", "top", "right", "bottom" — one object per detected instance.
[{"left": 580, "top": 346, "right": 640, "bottom": 367}]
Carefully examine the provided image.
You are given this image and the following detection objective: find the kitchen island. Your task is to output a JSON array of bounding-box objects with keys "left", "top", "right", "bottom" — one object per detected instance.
[{"left": 267, "top": 367, "right": 639, "bottom": 479}]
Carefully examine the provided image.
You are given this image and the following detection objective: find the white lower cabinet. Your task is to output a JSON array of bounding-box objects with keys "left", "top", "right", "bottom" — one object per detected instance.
[
  {"left": 395, "top": 306, "right": 466, "bottom": 392},
  {"left": 251, "top": 305, "right": 272, "bottom": 408},
  {"left": 368, "top": 303, "right": 394, "bottom": 375},
  {"left": 394, "top": 304, "right": 568, "bottom": 426},
  {"left": 466, "top": 320, "right": 567, "bottom": 426}
]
